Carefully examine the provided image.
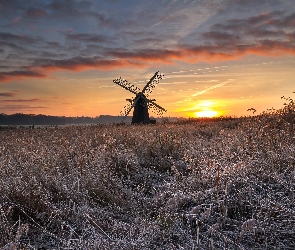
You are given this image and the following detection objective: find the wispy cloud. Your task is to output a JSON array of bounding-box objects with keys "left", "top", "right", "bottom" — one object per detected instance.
[
  {"left": 106, "top": 49, "right": 183, "bottom": 62},
  {"left": 0, "top": 32, "right": 38, "bottom": 44},
  {"left": 66, "top": 33, "right": 114, "bottom": 44},
  {"left": 1, "top": 105, "right": 48, "bottom": 111},
  {"left": 33, "top": 57, "right": 142, "bottom": 72},
  {"left": 25, "top": 8, "right": 48, "bottom": 18},
  {"left": 0, "top": 70, "right": 47, "bottom": 83},
  {"left": 1, "top": 98, "right": 41, "bottom": 102},
  {"left": 192, "top": 79, "right": 234, "bottom": 97},
  {"left": 0, "top": 92, "right": 15, "bottom": 97},
  {"left": 195, "top": 80, "right": 219, "bottom": 83}
]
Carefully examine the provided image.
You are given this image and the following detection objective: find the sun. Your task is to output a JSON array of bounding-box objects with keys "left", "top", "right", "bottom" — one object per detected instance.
[
  {"left": 181, "top": 100, "right": 221, "bottom": 118},
  {"left": 194, "top": 100, "right": 220, "bottom": 118},
  {"left": 195, "top": 110, "right": 219, "bottom": 118}
]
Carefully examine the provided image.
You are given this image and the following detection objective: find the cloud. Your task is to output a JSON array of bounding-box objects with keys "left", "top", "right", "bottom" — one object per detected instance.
[
  {"left": 211, "top": 11, "right": 283, "bottom": 31},
  {"left": 2, "top": 98, "right": 41, "bottom": 102},
  {"left": 287, "top": 32, "right": 295, "bottom": 40},
  {"left": 33, "top": 49, "right": 183, "bottom": 73},
  {"left": 0, "top": 92, "right": 15, "bottom": 97},
  {"left": 47, "top": 0, "right": 88, "bottom": 14},
  {"left": 46, "top": 0, "right": 104, "bottom": 23},
  {"left": 1, "top": 3, "right": 295, "bottom": 83},
  {"left": 268, "top": 12, "right": 295, "bottom": 29},
  {"left": 0, "top": 41, "right": 24, "bottom": 51},
  {"left": 183, "top": 14, "right": 295, "bottom": 60},
  {"left": 183, "top": 42, "right": 295, "bottom": 62},
  {"left": 0, "top": 70, "right": 47, "bottom": 83},
  {"left": 67, "top": 33, "right": 113, "bottom": 44},
  {"left": 0, "top": 32, "right": 38, "bottom": 44},
  {"left": 106, "top": 49, "right": 183, "bottom": 62},
  {"left": 105, "top": 10, "right": 295, "bottom": 63},
  {"left": 33, "top": 57, "right": 142, "bottom": 72},
  {"left": 25, "top": 8, "right": 48, "bottom": 18},
  {"left": 202, "top": 31, "right": 241, "bottom": 42},
  {"left": 186, "top": 11, "right": 295, "bottom": 58},
  {"left": 247, "top": 29, "right": 285, "bottom": 38},
  {"left": 0, "top": 0, "right": 24, "bottom": 15},
  {"left": 1, "top": 104, "right": 48, "bottom": 111}
]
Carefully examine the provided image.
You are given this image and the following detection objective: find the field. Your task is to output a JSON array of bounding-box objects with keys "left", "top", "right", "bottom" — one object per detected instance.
[{"left": 1, "top": 100, "right": 295, "bottom": 249}]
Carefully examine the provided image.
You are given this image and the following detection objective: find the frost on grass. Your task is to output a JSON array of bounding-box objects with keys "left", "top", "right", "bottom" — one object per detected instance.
[{"left": 1, "top": 100, "right": 295, "bottom": 249}]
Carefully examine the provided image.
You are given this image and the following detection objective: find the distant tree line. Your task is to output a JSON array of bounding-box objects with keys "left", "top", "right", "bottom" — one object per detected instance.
[
  {"left": 0, "top": 113, "right": 204, "bottom": 125},
  {"left": 0, "top": 113, "right": 102, "bottom": 125}
]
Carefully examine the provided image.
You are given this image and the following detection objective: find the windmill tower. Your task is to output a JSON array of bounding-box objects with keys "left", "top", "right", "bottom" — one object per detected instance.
[{"left": 113, "top": 71, "right": 167, "bottom": 124}]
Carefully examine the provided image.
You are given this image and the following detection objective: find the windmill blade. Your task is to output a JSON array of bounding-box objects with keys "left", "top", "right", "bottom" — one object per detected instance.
[
  {"left": 119, "top": 101, "right": 133, "bottom": 117},
  {"left": 142, "top": 71, "right": 164, "bottom": 97},
  {"left": 113, "top": 77, "right": 141, "bottom": 95},
  {"left": 119, "top": 95, "right": 141, "bottom": 123},
  {"left": 147, "top": 100, "right": 167, "bottom": 116}
]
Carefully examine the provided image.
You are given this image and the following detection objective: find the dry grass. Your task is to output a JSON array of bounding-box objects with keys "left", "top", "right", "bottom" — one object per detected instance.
[{"left": 0, "top": 98, "right": 295, "bottom": 249}]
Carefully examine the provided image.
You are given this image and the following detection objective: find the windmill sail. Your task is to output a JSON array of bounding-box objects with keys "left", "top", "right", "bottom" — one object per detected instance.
[
  {"left": 142, "top": 71, "right": 164, "bottom": 97},
  {"left": 113, "top": 77, "right": 141, "bottom": 95},
  {"left": 119, "top": 95, "right": 141, "bottom": 123},
  {"left": 120, "top": 101, "right": 133, "bottom": 117},
  {"left": 147, "top": 100, "right": 167, "bottom": 116}
]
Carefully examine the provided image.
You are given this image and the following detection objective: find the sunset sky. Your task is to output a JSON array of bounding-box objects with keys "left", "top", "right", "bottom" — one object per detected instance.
[{"left": 1, "top": 0, "right": 295, "bottom": 118}]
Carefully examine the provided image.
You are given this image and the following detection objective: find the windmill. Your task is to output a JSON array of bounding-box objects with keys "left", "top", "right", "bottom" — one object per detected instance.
[{"left": 113, "top": 71, "right": 167, "bottom": 124}]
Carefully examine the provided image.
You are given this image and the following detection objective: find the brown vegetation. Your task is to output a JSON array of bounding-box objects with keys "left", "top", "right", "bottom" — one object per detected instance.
[{"left": 0, "top": 98, "right": 295, "bottom": 249}]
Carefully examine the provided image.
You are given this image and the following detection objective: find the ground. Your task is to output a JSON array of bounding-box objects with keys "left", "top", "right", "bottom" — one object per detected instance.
[{"left": 1, "top": 105, "right": 295, "bottom": 249}]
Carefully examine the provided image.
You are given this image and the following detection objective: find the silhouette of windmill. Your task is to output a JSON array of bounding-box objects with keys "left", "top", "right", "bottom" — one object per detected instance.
[{"left": 113, "top": 71, "right": 167, "bottom": 124}]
